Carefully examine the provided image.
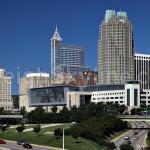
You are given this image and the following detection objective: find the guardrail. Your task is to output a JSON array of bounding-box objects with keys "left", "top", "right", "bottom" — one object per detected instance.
[
  {"left": 0, "top": 115, "right": 23, "bottom": 119},
  {"left": 117, "top": 115, "right": 150, "bottom": 119}
]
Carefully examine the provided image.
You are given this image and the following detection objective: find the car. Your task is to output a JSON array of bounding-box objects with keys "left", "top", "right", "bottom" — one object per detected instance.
[
  {"left": 133, "top": 136, "right": 138, "bottom": 140},
  {"left": 134, "top": 131, "right": 138, "bottom": 135},
  {"left": 0, "top": 139, "right": 6, "bottom": 144},
  {"left": 17, "top": 139, "right": 26, "bottom": 145},
  {"left": 124, "top": 136, "right": 130, "bottom": 140},
  {"left": 23, "top": 143, "right": 32, "bottom": 149},
  {"left": 140, "top": 125, "right": 144, "bottom": 128}
]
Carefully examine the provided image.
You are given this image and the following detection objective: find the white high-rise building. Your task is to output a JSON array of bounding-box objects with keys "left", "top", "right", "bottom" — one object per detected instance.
[
  {"left": 0, "top": 69, "right": 12, "bottom": 111},
  {"left": 98, "top": 10, "right": 135, "bottom": 84},
  {"left": 135, "top": 53, "right": 150, "bottom": 90}
]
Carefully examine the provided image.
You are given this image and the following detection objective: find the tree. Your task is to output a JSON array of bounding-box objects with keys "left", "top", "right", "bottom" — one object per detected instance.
[
  {"left": 16, "top": 125, "right": 25, "bottom": 137},
  {"left": 118, "top": 105, "right": 127, "bottom": 114},
  {"left": 33, "top": 124, "right": 41, "bottom": 135},
  {"left": 27, "top": 106, "right": 46, "bottom": 123},
  {"left": 120, "top": 143, "right": 134, "bottom": 150},
  {"left": 71, "top": 126, "right": 81, "bottom": 144},
  {"left": 130, "top": 108, "right": 141, "bottom": 115},
  {"left": 0, "top": 124, "right": 8, "bottom": 135},
  {"left": 20, "top": 106, "right": 26, "bottom": 116},
  {"left": 51, "top": 106, "right": 58, "bottom": 113},
  {"left": 105, "top": 142, "right": 116, "bottom": 150},
  {"left": 0, "top": 107, "right": 4, "bottom": 115},
  {"left": 54, "top": 128, "right": 63, "bottom": 139},
  {"left": 148, "top": 129, "right": 150, "bottom": 141}
]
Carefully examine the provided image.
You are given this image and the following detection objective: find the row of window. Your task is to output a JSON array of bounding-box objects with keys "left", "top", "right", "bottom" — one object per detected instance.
[
  {"left": 92, "top": 92, "right": 124, "bottom": 96},
  {"left": 93, "top": 96, "right": 124, "bottom": 100}
]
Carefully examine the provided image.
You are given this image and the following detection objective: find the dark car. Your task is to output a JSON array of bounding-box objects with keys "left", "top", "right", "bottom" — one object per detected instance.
[
  {"left": 0, "top": 139, "right": 6, "bottom": 144},
  {"left": 23, "top": 143, "right": 32, "bottom": 149},
  {"left": 134, "top": 131, "right": 138, "bottom": 135},
  {"left": 127, "top": 140, "right": 131, "bottom": 144},
  {"left": 17, "top": 139, "right": 26, "bottom": 145}
]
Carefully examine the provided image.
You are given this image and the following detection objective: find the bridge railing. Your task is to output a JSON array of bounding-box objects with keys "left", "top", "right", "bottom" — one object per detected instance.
[{"left": 0, "top": 115, "right": 23, "bottom": 119}]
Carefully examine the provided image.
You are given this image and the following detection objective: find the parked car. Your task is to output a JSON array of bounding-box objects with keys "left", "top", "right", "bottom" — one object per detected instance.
[
  {"left": 23, "top": 143, "right": 32, "bottom": 149},
  {"left": 0, "top": 139, "right": 6, "bottom": 144},
  {"left": 17, "top": 139, "right": 26, "bottom": 145}
]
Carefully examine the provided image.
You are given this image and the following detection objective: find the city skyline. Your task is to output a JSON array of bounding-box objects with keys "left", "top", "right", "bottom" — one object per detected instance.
[{"left": 0, "top": 0, "right": 150, "bottom": 94}]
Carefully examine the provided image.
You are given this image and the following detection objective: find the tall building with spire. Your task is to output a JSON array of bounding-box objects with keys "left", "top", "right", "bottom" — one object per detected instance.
[
  {"left": 98, "top": 10, "right": 135, "bottom": 84},
  {"left": 51, "top": 26, "right": 62, "bottom": 76},
  {"left": 51, "top": 26, "right": 88, "bottom": 77}
]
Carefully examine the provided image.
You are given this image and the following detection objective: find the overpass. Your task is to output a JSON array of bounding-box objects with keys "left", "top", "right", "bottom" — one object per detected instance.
[
  {"left": 0, "top": 115, "right": 23, "bottom": 119},
  {"left": 117, "top": 115, "right": 150, "bottom": 121}
]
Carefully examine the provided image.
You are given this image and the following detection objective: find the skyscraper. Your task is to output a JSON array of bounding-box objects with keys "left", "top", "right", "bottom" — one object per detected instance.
[
  {"left": 98, "top": 10, "right": 135, "bottom": 84},
  {"left": 51, "top": 27, "right": 88, "bottom": 77},
  {"left": 0, "top": 69, "right": 12, "bottom": 110},
  {"left": 51, "top": 26, "right": 62, "bottom": 76},
  {"left": 135, "top": 53, "right": 150, "bottom": 89}
]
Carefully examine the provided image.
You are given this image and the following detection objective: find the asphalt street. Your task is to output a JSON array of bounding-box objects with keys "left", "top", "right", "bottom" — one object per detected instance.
[
  {"left": 114, "top": 121, "right": 149, "bottom": 150},
  {"left": 0, "top": 140, "right": 61, "bottom": 150}
]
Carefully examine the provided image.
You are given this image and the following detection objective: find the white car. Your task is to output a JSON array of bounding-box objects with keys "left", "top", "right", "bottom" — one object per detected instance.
[
  {"left": 133, "top": 137, "right": 138, "bottom": 140},
  {"left": 140, "top": 124, "right": 144, "bottom": 128},
  {"left": 124, "top": 136, "right": 130, "bottom": 140}
]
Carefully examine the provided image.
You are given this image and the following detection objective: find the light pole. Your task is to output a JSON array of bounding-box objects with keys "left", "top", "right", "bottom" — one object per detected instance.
[{"left": 63, "top": 128, "right": 64, "bottom": 150}]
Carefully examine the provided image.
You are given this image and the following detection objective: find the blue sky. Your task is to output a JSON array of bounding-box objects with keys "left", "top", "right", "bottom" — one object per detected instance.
[{"left": 0, "top": 0, "right": 150, "bottom": 94}]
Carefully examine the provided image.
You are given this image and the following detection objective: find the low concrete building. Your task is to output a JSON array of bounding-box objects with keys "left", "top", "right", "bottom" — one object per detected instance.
[
  {"left": 27, "top": 81, "right": 142, "bottom": 112},
  {"left": 19, "top": 72, "right": 51, "bottom": 112}
]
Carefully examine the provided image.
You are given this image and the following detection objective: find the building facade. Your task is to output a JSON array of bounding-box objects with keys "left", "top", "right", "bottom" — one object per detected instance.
[
  {"left": 27, "top": 81, "right": 141, "bottom": 111},
  {"left": 19, "top": 73, "right": 51, "bottom": 111},
  {"left": 98, "top": 10, "right": 134, "bottom": 84},
  {"left": 51, "top": 27, "right": 88, "bottom": 76},
  {"left": 135, "top": 53, "right": 150, "bottom": 89},
  {"left": 0, "top": 69, "right": 12, "bottom": 111}
]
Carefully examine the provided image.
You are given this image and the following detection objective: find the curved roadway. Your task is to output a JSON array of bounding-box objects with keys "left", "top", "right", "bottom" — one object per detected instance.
[{"left": 114, "top": 121, "right": 149, "bottom": 150}]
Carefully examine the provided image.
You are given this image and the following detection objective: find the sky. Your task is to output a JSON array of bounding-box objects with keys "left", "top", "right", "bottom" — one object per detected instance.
[{"left": 0, "top": 0, "right": 150, "bottom": 94}]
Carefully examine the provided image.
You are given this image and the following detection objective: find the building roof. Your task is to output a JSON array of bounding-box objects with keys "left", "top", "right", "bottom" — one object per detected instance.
[
  {"left": 51, "top": 26, "right": 62, "bottom": 41},
  {"left": 26, "top": 73, "right": 49, "bottom": 78}
]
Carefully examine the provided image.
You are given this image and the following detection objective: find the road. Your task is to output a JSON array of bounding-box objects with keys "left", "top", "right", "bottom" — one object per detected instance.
[
  {"left": 114, "top": 121, "right": 149, "bottom": 150},
  {"left": 0, "top": 140, "right": 61, "bottom": 150}
]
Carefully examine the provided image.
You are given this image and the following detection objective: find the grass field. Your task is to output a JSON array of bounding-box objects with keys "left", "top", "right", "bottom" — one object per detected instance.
[{"left": 0, "top": 123, "right": 106, "bottom": 150}]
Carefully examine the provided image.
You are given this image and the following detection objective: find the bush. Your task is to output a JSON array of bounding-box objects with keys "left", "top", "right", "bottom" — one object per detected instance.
[
  {"left": 33, "top": 124, "right": 41, "bottom": 135},
  {"left": 120, "top": 143, "right": 134, "bottom": 150}
]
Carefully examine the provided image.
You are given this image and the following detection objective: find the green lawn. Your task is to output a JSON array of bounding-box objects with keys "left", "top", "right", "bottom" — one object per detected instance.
[{"left": 0, "top": 124, "right": 105, "bottom": 150}]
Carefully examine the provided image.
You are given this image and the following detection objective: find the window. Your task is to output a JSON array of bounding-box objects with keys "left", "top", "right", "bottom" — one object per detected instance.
[
  {"left": 127, "top": 89, "right": 130, "bottom": 106},
  {"left": 134, "top": 89, "right": 138, "bottom": 106}
]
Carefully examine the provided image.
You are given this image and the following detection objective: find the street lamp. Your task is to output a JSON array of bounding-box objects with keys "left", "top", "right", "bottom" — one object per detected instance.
[
  {"left": 62, "top": 122, "right": 76, "bottom": 150},
  {"left": 63, "top": 128, "right": 64, "bottom": 150}
]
